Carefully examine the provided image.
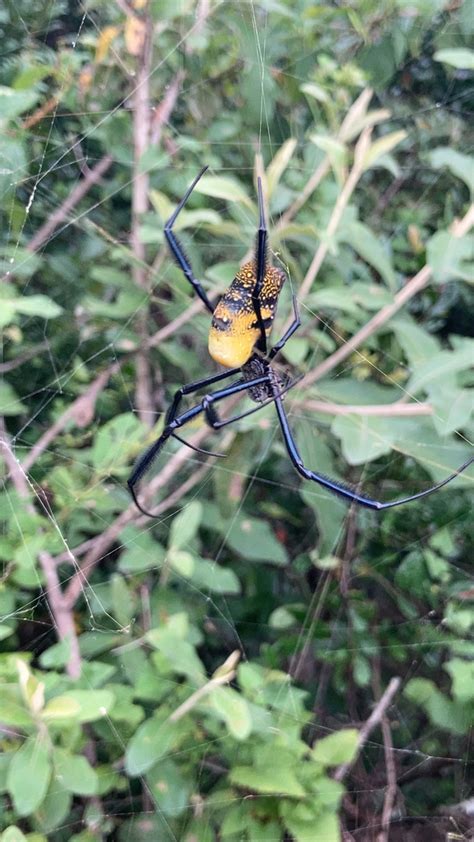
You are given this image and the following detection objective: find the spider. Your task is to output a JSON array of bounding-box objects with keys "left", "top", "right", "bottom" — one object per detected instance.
[{"left": 128, "top": 166, "right": 473, "bottom": 517}]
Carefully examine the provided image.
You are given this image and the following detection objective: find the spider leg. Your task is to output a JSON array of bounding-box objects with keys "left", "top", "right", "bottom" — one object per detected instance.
[
  {"left": 202, "top": 374, "right": 302, "bottom": 429},
  {"left": 268, "top": 293, "right": 301, "bottom": 360},
  {"left": 164, "top": 166, "right": 214, "bottom": 314},
  {"left": 274, "top": 395, "right": 474, "bottom": 511},
  {"left": 252, "top": 177, "right": 268, "bottom": 354},
  {"left": 165, "top": 367, "right": 242, "bottom": 425},
  {"left": 128, "top": 373, "right": 272, "bottom": 517}
]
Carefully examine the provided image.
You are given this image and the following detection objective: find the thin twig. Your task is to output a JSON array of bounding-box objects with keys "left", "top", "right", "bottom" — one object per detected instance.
[
  {"left": 334, "top": 677, "right": 401, "bottom": 783},
  {"left": 297, "top": 400, "right": 433, "bottom": 417},
  {"left": 27, "top": 154, "right": 113, "bottom": 253},
  {"left": 0, "top": 341, "right": 50, "bottom": 374},
  {"left": 22, "top": 363, "right": 121, "bottom": 472},
  {"left": 302, "top": 204, "right": 474, "bottom": 390},
  {"left": 1, "top": 421, "right": 81, "bottom": 678},
  {"left": 38, "top": 551, "right": 82, "bottom": 679}
]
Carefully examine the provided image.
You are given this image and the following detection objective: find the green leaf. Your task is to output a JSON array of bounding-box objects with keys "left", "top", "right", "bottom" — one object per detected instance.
[
  {"left": 0, "top": 86, "right": 39, "bottom": 120},
  {"left": 312, "top": 729, "right": 359, "bottom": 766},
  {"left": 407, "top": 342, "right": 474, "bottom": 394},
  {"left": 331, "top": 415, "right": 395, "bottom": 464},
  {"left": 146, "top": 625, "right": 205, "bottom": 681},
  {"left": 9, "top": 295, "right": 62, "bottom": 319},
  {"left": 92, "top": 414, "right": 144, "bottom": 473},
  {"left": 341, "top": 221, "right": 396, "bottom": 288},
  {"left": 427, "top": 230, "right": 474, "bottom": 284},
  {"left": 41, "top": 695, "right": 81, "bottom": 722},
  {"left": 404, "top": 678, "right": 471, "bottom": 735},
  {"left": 430, "top": 387, "right": 473, "bottom": 436},
  {"left": 110, "top": 573, "right": 134, "bottom": 627},
  {"left": 0, "top": 382, "right": 26, "bottom": 415},
  {"left": 429, "top": 148, "right": 474, "bottom": 194},
  {"left": 226, "top": 516, "right": 288, "bottom": 565},
  {"left": 118, "top": 526, "right": 166, "bottom": 573},
  {"left": 125, "top": 715, "right": 177, "bottom": 776},
  {"left": 210, "top": 686, "right": 252, "bottom": 740},
  {"left": 7, "top": 736, "right": 51, "bottom": 816},
  {"left": 362, "top": 130, "right": 406, "bottom": 171},
  {"left": 33, "top": 777, "right": 71, "bottom": 835},
  {"left": 169, "top": 501, "right": 203, "bottom": 550},
  {"left": 434, "top": 48, "right": 474, "bottom": 70},
  {"left": 53, "top": 749, "right": 98, "bottom": 796},
  {"left": 283, "top": 808, "right": 340, "bottom": 842},
  {"left": 444, "top": 658, "right": 474, "bottom": 704},
  {"left": 1, "top": 828, "right": 28, "bottom": 842},
  {"left": 230, "top": 764, "right": 305, "bottom": 798},
  {"left": 146, "top": 759, "right": 190, "bottom": 817},
  {"left": 190, "top": 558, "right": 240, "bottom": 594},
  {"left": 194, "top": 175, "right": 252, "bottom": 206},
  {"left": 58, "top": 690, "right": 115, "bottom": 723}
]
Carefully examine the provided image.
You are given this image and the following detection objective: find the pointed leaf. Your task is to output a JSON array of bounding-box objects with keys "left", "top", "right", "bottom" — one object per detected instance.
[{"left": 7, "top": 736, "right": 51, "bottom": 816}]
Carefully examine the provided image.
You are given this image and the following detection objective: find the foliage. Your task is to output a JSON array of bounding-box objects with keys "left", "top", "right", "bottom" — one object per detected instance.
[{"left": 0, "top": 1, "right": 473, "bottom": 840}]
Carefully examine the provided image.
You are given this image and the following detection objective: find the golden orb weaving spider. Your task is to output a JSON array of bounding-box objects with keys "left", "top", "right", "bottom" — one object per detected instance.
[{"left": 128, "top": 167, "right": 473, "bottom": 517}]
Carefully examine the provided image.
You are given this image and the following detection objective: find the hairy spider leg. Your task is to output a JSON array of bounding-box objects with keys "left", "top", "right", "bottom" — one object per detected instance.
[
  {"left": 164, "top": 166, "right": 214, "bottom": 314},
  {"left": 252, "top": 177, "right": 268, "bottom": 354},
  {"left": 201, "top": 374, "right": 303, "bottom": 430},
  {"left": 128, "top": 373, "right": 273, "bottom": 517},
  {"left": 268, "top": 293, "right": 301, "bottom": 360},
  {"left": 273, "top": 395, "right": 474, "bottom": 511}
]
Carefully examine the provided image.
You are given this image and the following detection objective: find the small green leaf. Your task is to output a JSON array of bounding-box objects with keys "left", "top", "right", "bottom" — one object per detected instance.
[
  {"left": 331, "top": 415, "right": 395, "bottom": 464},
  {"left": 427, "top": 230, "right": 473, "bottom": 284},
  {"left": 0, "top": 382, "right": 26, "bottom": 415},
  {"left": 434, "top": 48, "right": 474, "bottom": 70},
  {"left": 230, "top": 764, "right": 305, "bottom": 798},
  {"left": 341, "top": 221, "right": 396, "bottom": 288},
  {"left": 125, "top": 715, "right": 177, "bottom": 776},
  {"left": 190, "top": 558, "right": 240, "bottom": 594},
  {"left": 9, "top": 295, "right": 62, "bottom": 319},
  {"left": 194, "top": 175, "right": 252, "bottom": 206},
  {"left": 53, "top": 749, "right": 98, "bottom": 796},
  {"left": 211, "top": 686, "right": 252, "bottom": 740},
  {"left": 313, "top": 729, "right": 359, "bottom": 766},
  {"left": 429, "top": 148, "right": 474, "bottom": 194},
  {"left": 362, "top": 130, "right": 406, "bottom": 170},
  {"left": 0, "top": 86, "right": 39, "bottom": 120},
  {"left": 1, "top": 828, "right": 28, "bottom": 842},
  {"left": 41, "top": 695, "right": 81, "bottom": 722},
  {"left": 444, "top": 658, "right": 474, "bottom": 704},
  {"left": 58, "top": 690, "right": 115, "bottom": 723},
  {"left": 169, "top": 501, "right": 202, "bottom": 550},
  {"left": 407, "top": 342, "right": 474, "bottom": 394},
  {"left": 146, "top": 759, "right": 190, "bottom": 817},
  {"left": 226, "top": 516, "right": 288, "bottom": 565},
  {"left": 145, "top": 629, "right": 205, "bottom": 681},
  {"left": 7, "top": 736, "right": 51, "bottom": 816},
  {"left": 283, "top": 808, "right": 340, "bottom": 842}
]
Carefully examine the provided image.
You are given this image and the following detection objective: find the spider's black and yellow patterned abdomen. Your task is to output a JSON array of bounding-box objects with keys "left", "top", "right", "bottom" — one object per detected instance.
[{"left": 208, "top": 262, "right": 286, "bottom": 368}]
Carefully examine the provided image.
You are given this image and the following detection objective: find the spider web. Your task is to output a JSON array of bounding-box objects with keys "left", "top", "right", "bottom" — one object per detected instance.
[{"left": 0, "top": 1, "right": 473, "bottom": 840}]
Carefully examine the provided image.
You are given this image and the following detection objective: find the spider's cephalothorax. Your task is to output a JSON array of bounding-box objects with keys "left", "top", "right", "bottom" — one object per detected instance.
[
  {"left": 208, "top": 261, "right": 286, "bottom": 368},
  {"left": 241, "top": 354, "right": 290, "bottom": 403},
  {"left": 127, "top": 165, "right": 473, "bottom": 518}
]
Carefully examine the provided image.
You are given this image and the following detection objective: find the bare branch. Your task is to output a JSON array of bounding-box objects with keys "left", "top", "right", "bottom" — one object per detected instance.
[
  {"left": 334, "top": 677, "right": 401, "bottom": 783},
  {"left": 297, "top": 400, "right": 433, "bottom": 417},
  {"left": 22, "top": 363, "right": 121, "bottom": 472},
  {"left": 27, "top": 155, "right": 113, "bottom": 253},
  {"left": 38, "top": 551, "right": 81, "bottom": 679}
]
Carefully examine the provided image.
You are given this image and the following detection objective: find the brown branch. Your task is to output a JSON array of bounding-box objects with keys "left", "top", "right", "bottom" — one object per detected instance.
[
  {"left": 0, "top": 421, "right": 80, "bottom": 678},
  {"left": 22, "top": 363, "right": 121, "bottom": 472},
  {"left": 150, "top": 70, "right": 185, "bottom": 146},
  {"left": 373, "top": 665, "right": 399, "bottom": 842},
  {"left": 27, "top": 154, "right": 113, "bottom": 253},
  {"left": 0, "top": 341, "right": 50, "bottom": 374},
  {"left": 334, "top": 677, "right": 401, "bottom": 783},
  {"left": 302, "top": 203, "right": 474, "bottom": 390},
  {"left": 275, "top": 88, "right": 375, "bottom": 233},
  {"left": 38, "top": 552, "right": 81, "bottom": 679},
  {"left": 297, "top": 400, "right": 433, "bottom": 417}
]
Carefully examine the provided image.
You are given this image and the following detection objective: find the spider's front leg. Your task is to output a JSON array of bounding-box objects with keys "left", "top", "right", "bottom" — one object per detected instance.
[{"left": 165, "top": 368, "right": 241, "bottom": 426}]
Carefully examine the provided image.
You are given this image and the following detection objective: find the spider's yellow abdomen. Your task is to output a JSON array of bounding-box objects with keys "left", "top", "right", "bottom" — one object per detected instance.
[{"left": 208, "top": 262, "right": 286, "bottom": 368}]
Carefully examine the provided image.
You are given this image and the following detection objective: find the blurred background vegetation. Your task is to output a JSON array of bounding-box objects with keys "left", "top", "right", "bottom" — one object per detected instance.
[{"left": 0, "top": 1, "right": 473, "bottom": 840}]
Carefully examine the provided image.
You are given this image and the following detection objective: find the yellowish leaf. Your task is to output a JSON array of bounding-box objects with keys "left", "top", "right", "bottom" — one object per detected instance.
[
  {"left": 95, "top": 25, "right": 120, "bottom": 64},
  {"left": 125, "top": 15, "right": 146, "bottom": 57}
]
